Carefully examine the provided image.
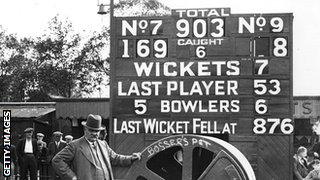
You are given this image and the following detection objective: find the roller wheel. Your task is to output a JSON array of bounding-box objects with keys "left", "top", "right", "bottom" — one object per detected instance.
[{"left": 126, "top": 134, "right": 255, "bottom": 180}]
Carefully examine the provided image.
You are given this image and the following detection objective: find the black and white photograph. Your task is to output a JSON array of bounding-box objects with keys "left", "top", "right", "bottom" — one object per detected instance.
[{"left": 1, "top": 0, "right": 320, "bottom": 179}]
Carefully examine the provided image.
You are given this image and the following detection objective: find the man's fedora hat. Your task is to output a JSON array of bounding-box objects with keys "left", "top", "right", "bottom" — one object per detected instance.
[{"left": 81, "top": 114, "right": 105, "bottom": 131}]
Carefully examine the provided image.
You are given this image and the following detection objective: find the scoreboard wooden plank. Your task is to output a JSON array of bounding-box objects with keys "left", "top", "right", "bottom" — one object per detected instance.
[{"left": 110, "top": 7, "right": 293, "bottom": 179}]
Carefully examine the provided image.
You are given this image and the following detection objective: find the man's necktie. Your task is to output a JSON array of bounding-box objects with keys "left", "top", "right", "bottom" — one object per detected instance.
[{"left": 91, "top": 142, "right": 109, "bottom": 179}]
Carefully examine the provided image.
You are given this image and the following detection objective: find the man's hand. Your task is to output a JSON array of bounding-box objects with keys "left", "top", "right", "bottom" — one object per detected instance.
[
  {"left": 131, "top": 152, "right": 142, "bottom": 162},
  {"left": 72, "top": 176, "right": 77, "bottom": 180}
]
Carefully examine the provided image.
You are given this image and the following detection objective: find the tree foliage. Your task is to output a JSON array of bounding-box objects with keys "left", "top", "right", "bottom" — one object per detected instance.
[
  {"left": 0, "top": 27, "right": 36, "bottom": 101},
  {"left": 0, "top": 16, "right": 109, "bottom": 101},
  {"left": 114, "top": 0, "right": 170, "bottom": 16},
  {"left": 0, "top": 0, "right": 170, "bottom": 102}
]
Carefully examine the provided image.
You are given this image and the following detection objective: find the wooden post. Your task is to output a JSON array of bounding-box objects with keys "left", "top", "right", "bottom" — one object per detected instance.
[{"left": 109, "top": 0, "right": 115, "bottom": 148}]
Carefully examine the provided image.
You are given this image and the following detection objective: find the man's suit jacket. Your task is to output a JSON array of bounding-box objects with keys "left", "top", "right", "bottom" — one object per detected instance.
[
  {"left": 293, "top": 155, "right": 308, "bottom": 180},
  {"left": 52, "top": 136, "right": 133, "bottom": 180},
  {"left": 48, "top": 141, "right": 67, "bottom": 162},
  {"left": 16, "top": 138, "right": 38, "bottom": 165}
]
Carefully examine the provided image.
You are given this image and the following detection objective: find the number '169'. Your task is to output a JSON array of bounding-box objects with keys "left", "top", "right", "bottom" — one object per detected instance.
[{"left": 122, "top": 39, "right": 168, "bottom": 58}]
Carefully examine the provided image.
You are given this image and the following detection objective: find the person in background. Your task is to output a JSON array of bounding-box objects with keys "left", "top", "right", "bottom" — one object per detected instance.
[
  {"left": 37, "top": 140, "right": 48, "bottom": 179},
  {"left": 312, "top": 121, "right": 320, "bottom": 158},
  {"left": 48, "top": 131, "right": 67, "bottom": 180},
  {"left": 307, "top": 151, "right": 318, "bottom": 172},
  {"left": 48, "top": 132, "right": 67, "bottom": 162},
  {"left": 65, "top": 135, "right": 73, "bottom": 144},
  {"left": 304, "top": 159, "right": 320, "bottom": 180},
  {"left": 16, "top": 128, "right": 38, "bottom": 180},
  {"left": 52, "top": 114, "right": 141, "bottom": 180},
  {"left": 294, "top": 146, "right": 309, "bottom": 180},
  {"left": 36, "top": 133, "right": 47, "bottom": 148}
]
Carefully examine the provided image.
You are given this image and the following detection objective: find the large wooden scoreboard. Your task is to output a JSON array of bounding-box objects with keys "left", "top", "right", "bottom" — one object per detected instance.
[{"left": 110, "top": 8, "right": 293, "bottom": 179}]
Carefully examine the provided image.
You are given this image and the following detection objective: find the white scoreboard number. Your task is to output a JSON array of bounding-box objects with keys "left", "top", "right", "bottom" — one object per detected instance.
[
  {"left": 122, "top": 39, "right": 168, "bottom": 58},
  {"left": 253, "top": 118, "right": 293, "bottom": 134},
  {"left": 176, "top": 18, "right": 224, "bottom": 38},
  {"left": 239, "top": 16, "right": 284, "bottom": 33},
  {"left": 273, "top": 37, "right": 288, "bottom": 57}
]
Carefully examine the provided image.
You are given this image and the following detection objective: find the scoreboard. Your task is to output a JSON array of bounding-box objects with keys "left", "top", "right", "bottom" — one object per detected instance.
[{"left": 110, "top": 8, "right": 293, "bottom": 179}]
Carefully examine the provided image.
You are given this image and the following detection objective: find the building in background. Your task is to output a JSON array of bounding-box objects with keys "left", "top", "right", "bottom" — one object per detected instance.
[
  {"left": 53, "top": 98, "right": 109, "bottom": 139},
  {"left": 0, "top": 98, "right": 109, "bottom": 145},
  {"left": 0, "top": 102, "right": 55, "bottom": 145},
  {"left": 294, "top": 96, "right": 320, "bottom": 150}
]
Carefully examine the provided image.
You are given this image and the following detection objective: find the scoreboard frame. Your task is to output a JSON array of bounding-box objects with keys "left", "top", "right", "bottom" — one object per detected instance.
[{"left": 109, "top": 8, "right": 293, "bottom": 180}]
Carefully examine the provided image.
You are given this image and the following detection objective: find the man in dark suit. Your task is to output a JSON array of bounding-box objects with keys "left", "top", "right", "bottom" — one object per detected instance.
[
  {"left": 48, "top": 131, "right": 67, "bottom": 180},
  {"left": 37, "top": 140, "right": 48, "bottom": 179},
  {"left": 36, "top": 133, "right": 47, "bottom": 148},
  {"left": 52, "top": 114, "right": 141, "bottom": 180},
  {"left": 16, "top": 128, "right": 38, "bottom": 180},
  {"left": 48, "top": 131, "right": 66, "bottom": 162}
]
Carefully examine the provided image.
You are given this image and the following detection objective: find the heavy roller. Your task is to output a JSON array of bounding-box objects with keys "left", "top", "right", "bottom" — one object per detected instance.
[{"left": 126, "top": 134, "right": 256, "bottom": 180}]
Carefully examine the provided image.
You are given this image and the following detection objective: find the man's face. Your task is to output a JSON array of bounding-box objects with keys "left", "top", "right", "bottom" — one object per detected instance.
[
  {"left": 66, "top": 138, "right": 72, "bottom": 144},
  {"left": 25, "top": 131, "right": 33, "bottom": 138},
  {"left": 37, "top": 136, "right": 43, "bottom": 141},
  {"left": 300, "top": 151, "right": 307, "bottom": 158},
  {"left": 84, "top": 127, "right": 100, "bottom": 142},
  {"left": 53, "top": 135, "right": 61, "bottom": 142}
]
